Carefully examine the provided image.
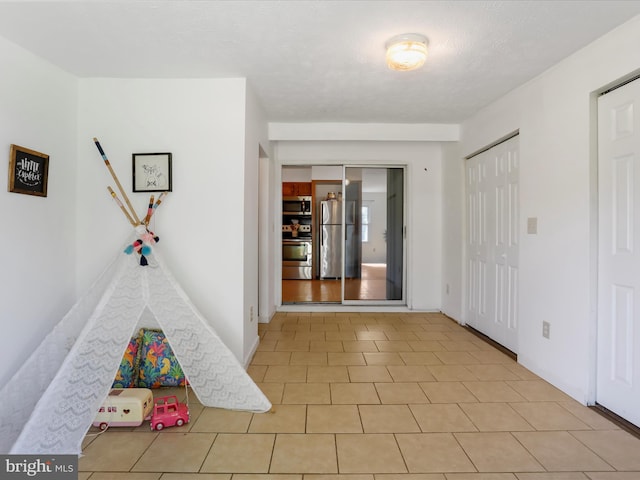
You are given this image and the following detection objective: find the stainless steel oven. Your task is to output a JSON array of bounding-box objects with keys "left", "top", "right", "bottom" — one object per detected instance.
[{"left": 282, "top": 239, "right": 312, "bottom": 280}]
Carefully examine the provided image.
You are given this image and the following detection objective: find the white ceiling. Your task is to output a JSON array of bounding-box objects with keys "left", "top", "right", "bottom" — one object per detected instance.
[{"left": 0, "top": 1, "right": 639, "bottom": 124}]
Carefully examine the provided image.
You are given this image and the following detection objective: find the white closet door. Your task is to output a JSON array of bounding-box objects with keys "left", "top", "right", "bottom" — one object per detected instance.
[
  {"left": 467, "top": 136, "right": 519, "bottom": 353},
  {"left": 597, "top": 78, "right": 640, "bottom": 427},
  {"left": 467, "top": 151, "right": 491, "bottom": 339}
]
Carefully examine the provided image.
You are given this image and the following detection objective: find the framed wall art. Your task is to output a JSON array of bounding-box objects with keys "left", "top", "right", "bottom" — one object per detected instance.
[
  {"left": 132, "top": 152, "right": 172, "bottom": 193},
  {"left": 8, "top": 144, "right": 49, "bottom": 197}
]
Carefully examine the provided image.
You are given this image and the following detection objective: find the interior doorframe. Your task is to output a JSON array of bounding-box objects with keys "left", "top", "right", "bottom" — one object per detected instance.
[
  {"left": 277, "top": 162, "right": 408, "bottom": 307},
  {"left": 258, "top": 145, "right": 274, "bottom": 323},
  {"left": 586, "top": 87, "right": 600, "bottom": 406}
]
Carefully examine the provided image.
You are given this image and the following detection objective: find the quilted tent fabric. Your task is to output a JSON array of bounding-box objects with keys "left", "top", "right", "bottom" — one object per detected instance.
[{"left": 0, "top": 241, "right": 272, "bottom": 455}]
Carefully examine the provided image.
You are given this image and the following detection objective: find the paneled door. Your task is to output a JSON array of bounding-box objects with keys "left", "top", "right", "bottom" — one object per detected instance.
[
  {"left": 597, "top": 78, "right": 640, "bottom": 427},
  {"left": 466, "top": 135, "right": 519, "bottom": 353}
]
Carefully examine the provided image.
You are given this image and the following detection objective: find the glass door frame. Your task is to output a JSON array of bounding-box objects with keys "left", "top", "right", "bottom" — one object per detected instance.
[{"left": 340, "top": 164, "right": 407, "bottom": 306}]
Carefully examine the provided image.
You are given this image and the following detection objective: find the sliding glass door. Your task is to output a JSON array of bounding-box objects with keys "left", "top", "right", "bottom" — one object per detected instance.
[
  {"left": 280, "top": 164, "right": 405, "bottom": 305},
  {"left": 343, "top": 166, "right": 405, "bottom": 303}
]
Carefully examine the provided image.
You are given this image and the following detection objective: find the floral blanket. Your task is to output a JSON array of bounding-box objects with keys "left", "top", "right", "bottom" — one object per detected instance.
[{"left": 112, "top": 328, "right": 186, "bottom": 388}]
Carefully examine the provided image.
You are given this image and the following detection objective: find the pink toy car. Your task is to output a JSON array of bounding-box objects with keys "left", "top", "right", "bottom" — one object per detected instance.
[{"left": 150, "top": 395, "right": 189, "bottom": 431}]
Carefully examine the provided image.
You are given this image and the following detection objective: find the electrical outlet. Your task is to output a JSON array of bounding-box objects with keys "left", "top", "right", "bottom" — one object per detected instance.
[
  {"left": 527, "top": 217, "right": 538, "bottom": 234},
  {"left": 250, "top": 306, "right": 254, "bottom": 322},
  {"left": 542, "top": 321, "right": 550, "bottom": 339},
  {"left": 446, "top": 284, "right": 450, "bottom": 295}
]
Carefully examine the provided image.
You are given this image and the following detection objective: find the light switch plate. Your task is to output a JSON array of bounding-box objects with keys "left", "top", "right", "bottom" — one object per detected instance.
[
  {"left": 527, "top": 217, "right": 538, "bottom": 234},
  {"left": 542, "top": 321, "right": 550, "bottom": 339}
]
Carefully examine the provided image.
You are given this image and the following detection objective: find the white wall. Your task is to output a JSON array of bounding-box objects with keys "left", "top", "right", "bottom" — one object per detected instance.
[
  {"left": 455, "top": 16, "right": 640, "bottom": 403},
  {"left": 243, "top": 82, "right": 270, "bottom": 363},
  {"left": 0, "top": 37, "right": 78, "bottom": 385},
  {"left": 275, "top": 140, "right": 443, "bottom": 310},
  {"left": 282, "top": 166, "right": 312, "bottom": 182},
  {"left": 440, "top": 141, "right": 464, "bottom": 321},
  {"left": 76, "top": 78, "right": 252, "bottom": 363},
  {"left": 312, "top": 166, "right": 342, "bottom": 181}
]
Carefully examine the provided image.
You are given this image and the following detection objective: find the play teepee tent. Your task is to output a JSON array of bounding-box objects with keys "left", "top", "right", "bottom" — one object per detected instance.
[{"left": 0, "top": 139, "right": 271, "bottom": 454}]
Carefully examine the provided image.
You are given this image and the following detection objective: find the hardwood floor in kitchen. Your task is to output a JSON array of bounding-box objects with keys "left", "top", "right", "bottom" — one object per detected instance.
[{"left": 283, "top": 263, "right": 387, "bottom": 303}]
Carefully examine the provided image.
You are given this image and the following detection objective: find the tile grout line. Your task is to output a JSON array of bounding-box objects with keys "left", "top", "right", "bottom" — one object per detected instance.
[
  {"left": 83, "top": 312, "right": 640, "bottom": 477},
  {"left": 565, "top": 429, "right": 619, "bottom": 472}
]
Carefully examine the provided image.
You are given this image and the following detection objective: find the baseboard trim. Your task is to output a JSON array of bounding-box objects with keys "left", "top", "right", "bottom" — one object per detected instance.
[
  {"left": 463, "top": 324, "right": 517, "bottom": 361},
  {"left": 244, "top": 335, "right": 261, "bottom": 369},
  {"left": 591, "top": 404, "right": 640, "bottom": 439},
  {"left": 443, "top": 316, "right": 640, "bottom": 439}
]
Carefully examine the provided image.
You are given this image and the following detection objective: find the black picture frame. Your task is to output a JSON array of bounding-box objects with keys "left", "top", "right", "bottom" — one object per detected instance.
[
  {"left": 132, "top": 152, "right": 172, "bottom": 192},
  {"left": 8, "top": 144, "right": 49, "bottom": 197}
]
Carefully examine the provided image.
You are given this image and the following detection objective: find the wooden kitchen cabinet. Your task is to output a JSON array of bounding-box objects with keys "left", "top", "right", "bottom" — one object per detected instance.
[
  {"left": 297, "top": 182, "right": 312, "bottom": 195},
  {"left": 283, "top": 182, "right": 312, "bottom": 197},
  {"left": 282, "top": 182, "right": 296, "bottom": 196}
]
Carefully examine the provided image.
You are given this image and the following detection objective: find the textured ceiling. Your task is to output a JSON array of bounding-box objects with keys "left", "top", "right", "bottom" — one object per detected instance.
[{"left": 0, "top": 1, "right": 639, "bottom": 123}]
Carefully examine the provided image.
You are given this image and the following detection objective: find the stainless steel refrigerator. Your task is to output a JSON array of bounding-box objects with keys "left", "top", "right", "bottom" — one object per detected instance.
[{"left": 319, "top": 200, "right": 358, "bottom": 279}]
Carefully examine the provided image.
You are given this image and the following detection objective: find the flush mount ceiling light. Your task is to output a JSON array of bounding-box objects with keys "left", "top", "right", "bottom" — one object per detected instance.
[{"left": 385, "top": 33, "right": 428, "bottom": 71}]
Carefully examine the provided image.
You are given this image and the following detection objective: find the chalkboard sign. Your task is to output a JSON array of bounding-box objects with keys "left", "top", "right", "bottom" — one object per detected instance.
[{"left": 8, "top": 144, "right": 49, "bottom": 197}]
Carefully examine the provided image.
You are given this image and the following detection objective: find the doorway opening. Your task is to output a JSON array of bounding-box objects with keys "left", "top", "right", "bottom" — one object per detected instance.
[{"left": 281, "top": 165, "right": 406, "bottom": 305}]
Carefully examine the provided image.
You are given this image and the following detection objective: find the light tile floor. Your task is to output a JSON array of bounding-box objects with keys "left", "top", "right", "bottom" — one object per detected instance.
[{"left": 79, "top": 312, "right": 640, "bottom": 480}]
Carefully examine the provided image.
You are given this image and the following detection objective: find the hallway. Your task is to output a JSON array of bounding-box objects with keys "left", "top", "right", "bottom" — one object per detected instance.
[{"left": 79, "top": 312, "right": 640, "bottom": 478}]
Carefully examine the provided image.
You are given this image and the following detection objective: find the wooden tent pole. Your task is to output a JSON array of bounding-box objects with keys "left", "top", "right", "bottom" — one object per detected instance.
[
  {"left": 107, "top": 187, "right": 136, "bottom": 226},
  {"left": 144, "top": 194, "right": 155, "bottom": 226},
  {"left": 153, "top": 192, "right": 167, "bottom": 210},
  {"left": 93, "top": 138, "right": 141, "bottom": 225}
]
